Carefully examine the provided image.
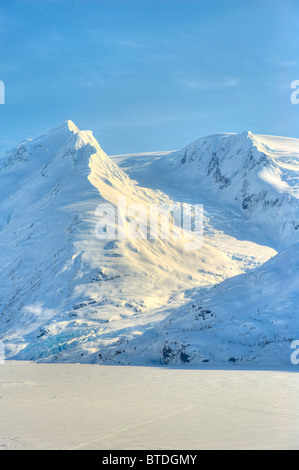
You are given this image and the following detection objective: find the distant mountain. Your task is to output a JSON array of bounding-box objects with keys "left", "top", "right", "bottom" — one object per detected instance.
[
  {"left": 106, "top": 242, "right": 299, "bottom": 367},
  {"left": 151, "top": 132, "right": 299, "bottom": 249},
  {"left": 1, "top": 122, "right": 274, "bottom": 362}
]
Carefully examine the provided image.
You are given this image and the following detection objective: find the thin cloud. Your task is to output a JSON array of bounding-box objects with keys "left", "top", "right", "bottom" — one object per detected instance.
[
  {"left": 86, "top": 31, "right": 147, "bottom": 50},
  {"left": 180, "top": 77, "right": 240, "bottom": 91},
  {"left": 104, "top": 36, "right": 147, "bottom": 49},
  {"left": 277, "top": 61, "right": 297, "bottom": 67},
  {"left": 268, "top": 56, "right": 297, "bottom": 67}
]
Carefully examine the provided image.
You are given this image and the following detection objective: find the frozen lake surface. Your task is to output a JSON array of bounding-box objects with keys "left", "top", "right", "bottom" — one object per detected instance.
[{"left": 0, "top": 362, "right": 298, "bottom": 450}]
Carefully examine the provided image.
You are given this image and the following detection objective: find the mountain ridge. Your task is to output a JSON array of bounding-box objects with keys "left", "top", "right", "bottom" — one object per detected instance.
[{"left": 148, "top": 131, "right": 299, "bottom": 249}]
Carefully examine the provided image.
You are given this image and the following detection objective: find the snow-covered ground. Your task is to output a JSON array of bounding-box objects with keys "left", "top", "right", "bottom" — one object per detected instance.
[{"left": 0, "top": 362, "right": 298, "bottom": 450}]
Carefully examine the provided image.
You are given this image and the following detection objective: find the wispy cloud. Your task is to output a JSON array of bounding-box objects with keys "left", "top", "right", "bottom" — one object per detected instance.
[
  {"left": 109, "top": 39, "right": 145, "bottom": 49},
  {"left": 95, "top": 109, "right": 228, "bottom": 129},
  {"left": 277, "top": 61, "right": 297, "bottom": 67},
  {"left": 180, "top": 77, "right": 240, "bottom": 91},
  {"left": 87, "top": 30, "right": 147, "bottom": 50},
  {"left": 268, "top": 56, "right": 297, "bottom": 68}
]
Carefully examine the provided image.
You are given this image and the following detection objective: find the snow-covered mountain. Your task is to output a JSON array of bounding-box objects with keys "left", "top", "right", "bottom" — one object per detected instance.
[
  {"left": 150, "top": 132, "right": 299, "bottom": 249},
  {"left": 107, "top": 243, "right": 299, "bottom": 367},
  {"left": 0, "top": 122, "right": 297, "bottom": 367}
]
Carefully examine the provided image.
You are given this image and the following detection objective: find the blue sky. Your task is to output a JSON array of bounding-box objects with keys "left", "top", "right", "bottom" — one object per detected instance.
[{"left": 0, "top": 0, "right": 298, "bottom": 155}]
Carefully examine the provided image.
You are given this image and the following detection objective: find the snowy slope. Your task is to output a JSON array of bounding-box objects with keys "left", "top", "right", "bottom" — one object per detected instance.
[
  {"left": 0, "top": 121, "right": 276, "bottom": 362},
  {"left": 149, "top": 132, "right": 299, "bottom": 249},
  {"left": 106, "top": 243, "right": 299, "bottom": 367}
]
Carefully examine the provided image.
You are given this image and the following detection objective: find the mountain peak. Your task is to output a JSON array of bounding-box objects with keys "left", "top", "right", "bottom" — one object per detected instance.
[
  {"left": 42, "top": 121, "right": 101, "bottom": 155},
  {"left": 65, "top": 120, "right": 79, "bottom": 133},
  {"left": 242, "top": 130, "right": 253, "bottom": 139},
  {"left": 40, "top": 120, "right": 80, "bottom": 139},
  {"left": 1, "top": 120, "right": 99, "bottom": 173}
]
